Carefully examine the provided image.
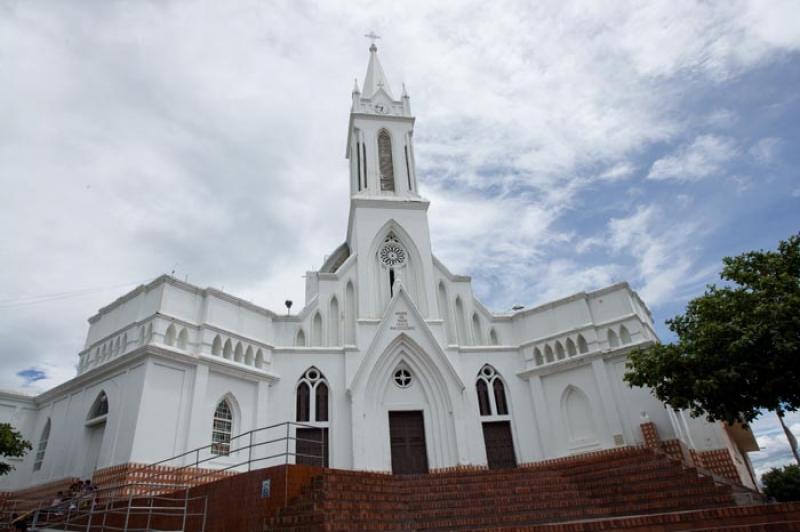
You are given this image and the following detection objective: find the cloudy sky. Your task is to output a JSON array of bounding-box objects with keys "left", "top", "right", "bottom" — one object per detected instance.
[{"left": 1, "top": 1, "right": 799, "bottom": 477}]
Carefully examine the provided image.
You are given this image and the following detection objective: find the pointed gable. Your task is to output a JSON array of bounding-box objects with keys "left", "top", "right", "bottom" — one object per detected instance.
[
  {"left": 362, "top": 43, "right": 394, "bottom": 99},
  {"left": 348, "top": 283, "right": 464, "bottom": 394}
]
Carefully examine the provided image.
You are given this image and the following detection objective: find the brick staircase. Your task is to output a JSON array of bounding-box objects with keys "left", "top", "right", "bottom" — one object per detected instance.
[
  {"left": 266, "top": 447, "right": 800, "bottom": 531},
  {"left": 0, "top": 477, "right": 82, "bottom": 528}
]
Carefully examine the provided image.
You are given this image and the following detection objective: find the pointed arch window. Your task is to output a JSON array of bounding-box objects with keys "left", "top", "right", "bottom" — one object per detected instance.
[
  {"left": 476, "top": 379, "right": 491, "bottom": 416},
  {"left": 212, "top": 335, "right": 222, "bottom": 356},
  {"left": 164, "top": 324, "right": 176, "bottom": 346},
  {"left": 33, "top": 419, "right": 51, "bottom": 472},
  {"left": 315, "top": 382, "right": 329, "bottom": 422},
  {"left": 454, "top": 297, "right": 467, "bottom": 345},
  {"left": 555, "top": 341, "right": 565, "bottom": 360},
  {"left": 344, "top": 281, "right": 356, "bottom": 345},
  {"left": 312, "top": 313, "right": 323, "bottom": 347},
  {"left": 295, "top": 367, "right": 330, "bottom": 467},
  {"left": 437, "top": 282, "right": 454, "bottom": 344},
  {"left": 577, "top": 334, "right": 589, "bottom": 354},
  {"left": 211, "top": 399, "right": 233, "bottom": 456},
  {"left": 88, "top": 391, "right": 109, "bottom": 421},
  {"left": 476, "top": 365, "right": 510, "bottom": 418},
  {"left": 378, "top": 129, "right": 395, "bottom": 191},
  {"left": 177, "top": 328, "right": 188, "bottom": 350},
  {"left": 472, "top": 313, "right": 483, "bottom": 345},
  {"left": 544, "top": 344, "right": 554, "bottom": 363},
  {"left": 296, "top": 367, "right": 329, "bottom": 423},
  {"left": 566, "top": 338, "right": 577, "bottom": 356},
  {"left": 329, "top": 297, "right": 340, "bottom": 346},
  {"left": 608, "top": 329, "right": 620, "bottom": 348},
  {"left": 296, "top": 382, "right": 310, "bottom": 422},
  {"left": 620, "top": 325, "right": 632, "bottom": 344}
]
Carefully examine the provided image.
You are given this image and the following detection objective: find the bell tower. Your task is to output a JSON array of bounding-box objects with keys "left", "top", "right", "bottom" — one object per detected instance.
[
  {"left": 344, "top": 37, "right": 438, "bottom": 320},
  {"left": 347, "top": 39, "right": 418, "bottom": 198}
]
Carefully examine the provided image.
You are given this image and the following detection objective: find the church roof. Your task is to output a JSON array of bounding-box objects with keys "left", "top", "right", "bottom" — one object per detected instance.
[{"left": 361, "top": 44, "right": 394, "bottom": 99}]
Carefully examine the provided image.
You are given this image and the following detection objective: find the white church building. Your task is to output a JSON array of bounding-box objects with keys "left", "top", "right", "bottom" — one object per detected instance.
[{"left": 0, "top": 44, "right": 758, "bottom": 492}]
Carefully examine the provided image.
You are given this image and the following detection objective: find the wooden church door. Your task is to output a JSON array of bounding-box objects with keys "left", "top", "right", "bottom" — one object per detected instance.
[
  {"left": 482, "top": 421, "right": 516, "bottom": 469},
  {"left": 389, "top": 411, "right": 429, "bottom": 474}
]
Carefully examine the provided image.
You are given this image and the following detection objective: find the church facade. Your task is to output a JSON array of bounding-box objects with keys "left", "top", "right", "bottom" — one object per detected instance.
[{"left": 0, "top": 45, "right": 758, "bottom": 492}]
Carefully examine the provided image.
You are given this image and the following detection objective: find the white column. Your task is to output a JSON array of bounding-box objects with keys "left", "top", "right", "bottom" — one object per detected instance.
[
  {"left": 182, "top": 364, "right": 210, "bottom": 463},
  {"left": 251, "top": 380, "right": 271, "bottom": 465},
  {"left": 678, "top": 409, "right": 698, "bottom": 448},
  {"left": 527, "top": 374, "right": 551, "bottom": 459},
  {"left": 591, "top": 358, "right": 626, "bottom": 445}
]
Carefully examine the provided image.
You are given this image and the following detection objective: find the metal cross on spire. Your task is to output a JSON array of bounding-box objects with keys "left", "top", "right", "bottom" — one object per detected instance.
[{"left": 364, "top": 31, "right": 381, "bottom": 48}]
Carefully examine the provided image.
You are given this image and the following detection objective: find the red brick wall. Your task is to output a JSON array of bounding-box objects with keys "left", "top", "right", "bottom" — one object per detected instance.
[
  {"left": 0, "top": 476, "right": 81, "bottom": 512},
  {"left": 520, "top": 444, "right": 647, "bottom": 470},
  {"left": 640, "top": 421, "right": 660, "bottom": 447},
  {"left": 91, "top": 462, "right": 235, "bottom": 497},
  {"left": 185, "top": 464, "right": 321, "bottom": 532},
  {"left": 658, "top": 438, "right": 741, "bottom": 483},
  {"left": 697, "top": 448, "right": 741, "bottom": 483},
  {"left": 38, "top": 464, "right": 321, "bottom": 532}
]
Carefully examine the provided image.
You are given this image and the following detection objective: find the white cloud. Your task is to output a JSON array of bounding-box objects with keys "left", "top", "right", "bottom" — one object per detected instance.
[
  {"left": 647, "top": 135, "right": 737, "bottom": 182},
  {"left": 748, "top": 410, "right": 800, "bottom": 480},
  {"left": 598, "top": 162, "right": 637, "bottom": 182},
  {"left": 749, "top": 137, "right": 782, "bottom": 165},
  {"left": 606, "top": 204, "right": 713, "bottom": 306},
  {"left": 0, "top": 0, "right": 798, "bottom": 391}
]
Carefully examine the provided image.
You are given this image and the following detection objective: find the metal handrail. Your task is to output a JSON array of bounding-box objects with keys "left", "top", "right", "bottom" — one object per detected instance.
[
  {"left": 114, "top": 421, "right": 327, "bottom": 497},
  {"left": 23, "top": 420, "right": 327, "bottom": 531}
]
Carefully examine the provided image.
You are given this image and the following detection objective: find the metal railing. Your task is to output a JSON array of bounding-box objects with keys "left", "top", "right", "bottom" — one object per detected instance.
[
  {"left": 20, "top": 421, "right": 326, "bottom": 532},
  {"left": 27, "top": 485, "right": 206, "bottom": 532}
]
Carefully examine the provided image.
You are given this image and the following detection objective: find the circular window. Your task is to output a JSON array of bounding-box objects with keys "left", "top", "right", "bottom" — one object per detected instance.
[
  {"left": 394, "top": 368, "right": 412, "bottom": 388},
  {"left": 481, "top": 365, "right": 495, "bottom": 378},
  {"left": 380, "top": 242, "right": 407, "bottom": 267},
  {"left": 305, "top": 369, "right": 319, "bottom": 381}
]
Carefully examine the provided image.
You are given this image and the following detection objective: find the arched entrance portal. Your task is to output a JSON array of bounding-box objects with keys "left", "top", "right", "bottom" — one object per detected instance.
[{"left": 349, "top": 334, "right": 465, "bottom": 474}]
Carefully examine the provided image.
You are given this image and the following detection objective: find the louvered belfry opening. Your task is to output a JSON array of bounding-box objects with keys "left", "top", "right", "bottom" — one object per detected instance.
[{"left": 378, "top": 130, "right": 395, "bottom": 191}]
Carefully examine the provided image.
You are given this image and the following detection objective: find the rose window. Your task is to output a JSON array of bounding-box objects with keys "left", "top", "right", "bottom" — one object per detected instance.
[{"left": 380, "top": 240, "right": 407, "bottom": 267}]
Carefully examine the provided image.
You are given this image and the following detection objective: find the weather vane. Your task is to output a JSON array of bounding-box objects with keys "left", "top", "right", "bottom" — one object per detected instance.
[{"left": 364, "top": 31, "right": 381, "bottom": 45}]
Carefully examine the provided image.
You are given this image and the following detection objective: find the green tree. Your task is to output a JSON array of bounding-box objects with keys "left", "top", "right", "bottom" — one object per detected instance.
[
  {"left": 0, "top": 423, "right": 31, "bottom": 475},
  {"left": 624, "top": 234, "right": 800, "bottom": 464},
  {"left": 762, "top": 464, "right": 800, "bottom": 501}
]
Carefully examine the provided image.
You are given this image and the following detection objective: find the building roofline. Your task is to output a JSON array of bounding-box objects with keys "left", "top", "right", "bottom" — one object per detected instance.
[
  {"left": 510, "top": 281, "right": 637, "bottom": 319},
  {"left": 89, "top": 275, "right": 279, "bottom": 324}
]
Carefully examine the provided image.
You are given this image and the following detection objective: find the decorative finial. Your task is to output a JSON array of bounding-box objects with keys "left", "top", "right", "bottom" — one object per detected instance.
[
  {"left": 401, "top": 83, "right": 408, "bottom": 98},
  {"left": 364, "top": 31, "right": 381, "bottom": 51},
  {"left": 353, "top": 77, "right": 360, "bottom": 94}
]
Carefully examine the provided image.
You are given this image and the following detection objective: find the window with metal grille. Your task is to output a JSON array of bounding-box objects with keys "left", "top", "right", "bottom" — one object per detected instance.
[
  {"left": 211, "top": 400, "right": 233, "bottom": 456},
  {"left": 33, "top": 419, "right": 50, "bottom": 472}
]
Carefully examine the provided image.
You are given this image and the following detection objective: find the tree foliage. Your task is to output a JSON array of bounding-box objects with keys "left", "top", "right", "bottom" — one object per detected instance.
[
  {"left": 0, "top": 423, "right": 32, "bottom": 475},
  {"left": 624, "top": 234, "right": 800, "bottom": 425},
  {"left": 762, "top": 464, "right": 800, "bottom": 502}
]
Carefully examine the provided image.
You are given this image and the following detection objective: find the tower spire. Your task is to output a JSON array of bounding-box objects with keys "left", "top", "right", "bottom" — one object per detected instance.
[{"left": 362, "top": 32, "right": 393, "bottom": 99}]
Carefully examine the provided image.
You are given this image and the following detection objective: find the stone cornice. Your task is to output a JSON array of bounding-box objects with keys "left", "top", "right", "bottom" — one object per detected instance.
[
  {"left": 36, "top": 345, "right": 279, "bottom": 405},
  {"left": 516, "top": 339, "right": 655, "bottom": 379},
  {"left": 89, "top": 275, "right": 279, "bottom": 325}
]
